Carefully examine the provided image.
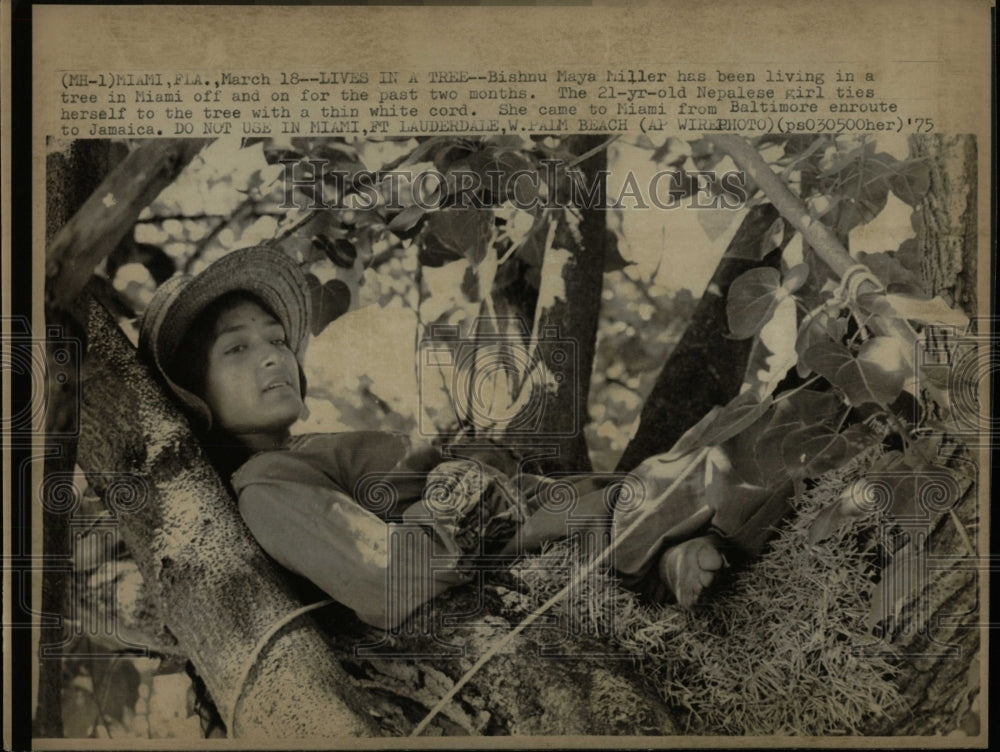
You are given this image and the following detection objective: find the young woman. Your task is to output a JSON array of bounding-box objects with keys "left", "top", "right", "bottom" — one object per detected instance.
[{"left": 139, "top": 245, "right": 738, "bottom": 629}]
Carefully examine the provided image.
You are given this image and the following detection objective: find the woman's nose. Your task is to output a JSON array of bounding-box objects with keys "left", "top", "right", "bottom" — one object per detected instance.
[{"left": 259, "top": 341, "right": 281, "bottom": 366}]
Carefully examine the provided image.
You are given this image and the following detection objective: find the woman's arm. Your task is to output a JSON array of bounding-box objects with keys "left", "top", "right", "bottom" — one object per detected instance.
[{"left": 234, "top": 452, "right": 468, "bottom": 630}]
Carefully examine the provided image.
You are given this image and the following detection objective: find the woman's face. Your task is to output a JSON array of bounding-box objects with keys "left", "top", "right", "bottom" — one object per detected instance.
[{"left": 201, "top": 299, "right": 303, "bottom": 449}]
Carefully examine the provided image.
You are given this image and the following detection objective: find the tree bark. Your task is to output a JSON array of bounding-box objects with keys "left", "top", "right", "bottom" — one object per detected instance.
[
  {"left": 861, "top": 133, "right": 981, "bottom": 736},
  {"left": 327, "top": 576, "right": 678, "bottom": 736},
  {"left": 46, "top": 139, "right": 209, "bottom": 309},
  {"left": 520, "top": 135, "right": 609, "bottom": 473},
  {"left": 78, "top": 295, "right": 377, "bottom": 738},
  {"left": 860, "top": 455, "right": 980, "bottom": 735},
  {"left": 910, "top": 134, "right": 978, "bottom": 316}
]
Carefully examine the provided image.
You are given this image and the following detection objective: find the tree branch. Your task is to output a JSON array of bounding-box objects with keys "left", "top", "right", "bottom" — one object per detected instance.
[
  {"left": 46, "top": 139, "right": 209, "bottom": 310},
  {"left": 708, "top": 134, "right": 918, "bottom": 365}
]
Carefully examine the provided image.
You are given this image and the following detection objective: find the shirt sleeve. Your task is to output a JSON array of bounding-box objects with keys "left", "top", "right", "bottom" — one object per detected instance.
[{"left": 234, "top": 452, "right": 468, "bottom": 630}]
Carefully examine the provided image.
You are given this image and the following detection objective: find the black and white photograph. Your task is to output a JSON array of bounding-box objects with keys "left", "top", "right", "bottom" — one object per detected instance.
[{"left": 3, "top": 2, "right": 993, "bottom": 748}]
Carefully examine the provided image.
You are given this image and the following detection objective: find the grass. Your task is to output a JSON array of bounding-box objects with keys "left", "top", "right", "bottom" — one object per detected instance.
[{"left": 510, "top": 446, "right": 907, "bottom": 735}]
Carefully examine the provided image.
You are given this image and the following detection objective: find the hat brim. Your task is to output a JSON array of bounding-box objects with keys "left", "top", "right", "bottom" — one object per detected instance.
[{"left": 139, "top": 245, "right": 312, "bottom": 428}]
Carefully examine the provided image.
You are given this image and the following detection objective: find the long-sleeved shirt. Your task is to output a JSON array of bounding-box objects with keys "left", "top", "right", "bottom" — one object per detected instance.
[{"left": 231, "top": 431, "right": 791, "bottom": 628}]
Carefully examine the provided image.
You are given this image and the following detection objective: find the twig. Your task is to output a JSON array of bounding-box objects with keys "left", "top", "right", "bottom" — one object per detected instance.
[
  {"left": 183, "top": 196, "right": 256, "bottom": 274},
  {"left": 269, "top": 207, "right": 321, "bottom": 246},
  {"left": 566, "top": 135, "right": 621, "bottom": 169}
]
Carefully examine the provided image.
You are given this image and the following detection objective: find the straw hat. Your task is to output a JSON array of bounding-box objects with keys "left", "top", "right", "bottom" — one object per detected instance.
[{"left": 139, "top": 245, "right": 311, "bottom": 428}]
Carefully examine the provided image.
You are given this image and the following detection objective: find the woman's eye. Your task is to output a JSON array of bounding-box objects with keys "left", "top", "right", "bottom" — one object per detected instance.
[{"left": 225, "top": 344, "right": 246, "bottom": 355}]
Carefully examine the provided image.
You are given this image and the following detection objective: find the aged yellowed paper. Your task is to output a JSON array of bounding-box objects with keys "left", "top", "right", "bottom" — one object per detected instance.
[{"left": 3, "top": 1, "right": 993, "bottom": 748}]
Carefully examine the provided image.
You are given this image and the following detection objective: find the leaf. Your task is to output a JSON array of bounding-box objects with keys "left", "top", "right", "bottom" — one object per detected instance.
[
  {"left": 311, "top": 235, "right": 357, "bottom": 269},
  {"left": 742, "top": 296, "right": 798, "bottom": 399},
  {"left": 698, "top": 207, "right": 742, "bottom": 243},
  {"left": 700, "top": 392, "right": 775, "bottom": 446},
  {"left": 632, "top": 133, "right": 656, "bottom": 150},
  {"left": 782, "top": 262, "right": 810, "bottom": 293},
  {"left": 665, "top": 393, "right": 775, "bottom": 474},
  {"left": 650, "top": 137, "right": 690, "bottom": 166},
  {"left": 305, "top": 274, "right": 351, "bottom": 334},
  {"left": 759, "top": 216, "right": 784, "bottom": 256},
  {"left": 331, "top": 238, "right": 359, "bottom": 268},
  {"left": 781, "top": 422, "right": 873, "bottom": 478},
  {"left": 887, "top": 159, "right": 931, "bottom": 206},
  {"left": 836, "top": 189, "right": 888, "bottom": 236},
  {"left": 720, "top": 205, "right": 780, "bottom": 261},
  {"left": 726, "top": 267, "right": 784, "bottom": 339},
  {"left": 855, "top": 250, "right": 926, "bottom": 295},
  {"left": 387, "top": 205, "right": 426, "bottom": 234},
  {"left": 859, "top": 292, "right": 969, "bottom": 328},
  {"left": 469, "top": 148, "right": 538, "bottom": 205},
  {"left": 425, "top": 208, "right": 494, "bottom": 265},
  {"left": 802, "top": 336, "right": 907, "bottom": 406},
  {"left": 603, "top": 229, "right": 630, "bottom": 272},
  {"left": 485, "top": 134, "right": 535, "bottom": 151},
  {"left": 670, "top": 405, "right": 724, "bottom": 457},
  {"left": 513, "top": 216, "right": 550, "bottom": 269},
  {"left": 752, "top": 389, "right": 841, "bottom": 481},
  {"left": 795, "top": 310, "right": 849, "bottom": 377},
  {"left": 831, "top": 149, "right": 896, "bottom": 235}
]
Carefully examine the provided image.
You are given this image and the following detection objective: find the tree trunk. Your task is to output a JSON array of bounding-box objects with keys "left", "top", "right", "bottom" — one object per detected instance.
[
  {"left": 327, "top": 576, "right": 678, "bottom": 736},
  {"left": 38, "top": 138, "right": 208, "bottom": 735},
  {"left": 77, "top": 295, "right": 377, "bottom": 738},
  {"left": 860, "top": 470, "right": 981, "bottom": 735},
  {"left": 35, "top": 140, "right": 132, "bottom": 737},
  {"left": 861, "top": 133, "right": 981, "bottom": 736},
  {"left": 616, "top": 203, "right": 776, "bottom": 471},
  {"left": 910, "top": 134, "right": 977, "bottom": 316},
  {"left": 519, "top": 135, "right": 608, "bottom": 473}
]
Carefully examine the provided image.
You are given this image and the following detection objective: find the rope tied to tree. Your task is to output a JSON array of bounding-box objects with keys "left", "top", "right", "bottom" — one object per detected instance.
[{"left": 226, "top": 598, "right": 334, "bottom": 736}]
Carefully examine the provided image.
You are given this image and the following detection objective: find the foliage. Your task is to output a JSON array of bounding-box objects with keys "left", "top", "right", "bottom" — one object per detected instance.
[
  {"left": 641, "top": 134, "right": 967, "bottom": 520},
  {"left": 114, "top": 131, "right": 972, "bottom": 640},
  {"left": 118, "top": 136, "right": 638, "bottom": 446},
  {"left": 69, "top": 132, "right": 976, "bottom": 737},
  {"left": 587, "top": 274, "right": 696, "bottom": 470},
  {"left": 513, "top": 449, "right": 908, "bottom": 735}
]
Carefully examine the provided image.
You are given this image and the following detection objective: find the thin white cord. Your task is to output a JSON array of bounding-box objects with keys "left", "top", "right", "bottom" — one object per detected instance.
[{"left": 226, "top": 598, "right": 334, "bottom": 735}]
